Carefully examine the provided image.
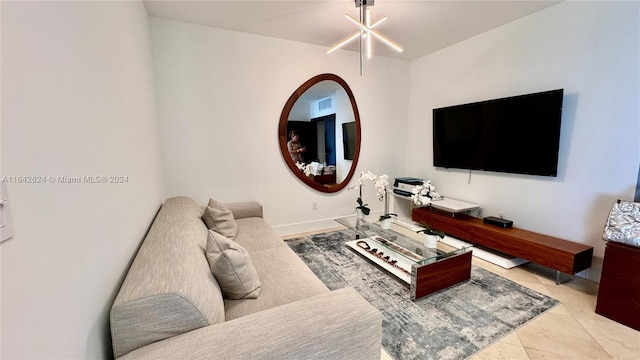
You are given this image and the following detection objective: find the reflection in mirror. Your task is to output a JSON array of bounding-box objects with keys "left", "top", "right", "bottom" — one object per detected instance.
[{"left": 279, "top": 74, "right": 361, "bottom": 193}]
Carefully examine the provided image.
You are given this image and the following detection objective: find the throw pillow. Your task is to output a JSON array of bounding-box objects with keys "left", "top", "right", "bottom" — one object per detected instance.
[
  {"left": 205, "top": 230, "right": 261, "bottom": 299},
  {"left": 202, "top": 198, "right": 237, "bottom": 240}
]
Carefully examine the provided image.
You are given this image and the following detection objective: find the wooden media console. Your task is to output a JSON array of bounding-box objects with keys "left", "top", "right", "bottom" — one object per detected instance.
[{"left": 412, "top": 207, "right": 593, "bottom": 280}]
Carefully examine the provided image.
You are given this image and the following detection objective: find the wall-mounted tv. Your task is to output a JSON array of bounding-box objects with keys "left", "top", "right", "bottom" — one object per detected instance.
[
  {"left": 342, "top": 122, "right": 356, "bottom": 160},
  {"left": 433, "top": 89, "right": 564, "bottom": 177}
]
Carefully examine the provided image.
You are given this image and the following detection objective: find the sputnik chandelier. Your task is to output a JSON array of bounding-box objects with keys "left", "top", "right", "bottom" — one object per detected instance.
[{"left": 327, "top": 0, "right": 403, "bottom": 75}]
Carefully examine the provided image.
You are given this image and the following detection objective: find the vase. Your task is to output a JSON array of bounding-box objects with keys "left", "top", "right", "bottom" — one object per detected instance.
[
  {"left": 424, "top": 234, "right": 439, "bottom": 248},
  {"left": 380, "top": 217, "right": 392, "bottom": 229},
  {"left": 356, "top": 209, "right": 365, "bottom": 220}
]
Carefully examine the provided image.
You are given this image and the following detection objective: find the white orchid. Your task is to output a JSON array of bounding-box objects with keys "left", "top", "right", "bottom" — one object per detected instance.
[
  {"left": 348, "top": 171, "right": 378, "bottom": 190},
  {"left": 348, "top": 171, "right": 376, "bottom": 215},
  {"left": 347, "top": 172, "right": 363, "bottom": 190},
  {"left": 349, "top": 171, "right": 390, "bottom": 201},
  {"left": 295, "top": 162, "right": 314, "bottom": 177},
  {"left": 373, "top": 174, "right": 389, "bottom": 201},
  {"left": 296, "top": 162, "right": 325, "bottom": 177},
  {"left": 411, "top": 180, "right": 441, "bottom": 206},
  {"left": 361, "top": 171, "right": 377, "bottom": 182},
  {"left": 349, "top": 171, "right": 397, "bottom": 221}
]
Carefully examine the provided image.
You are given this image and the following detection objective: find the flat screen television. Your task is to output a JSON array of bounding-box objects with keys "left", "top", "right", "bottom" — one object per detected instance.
[
  {"left": 433, "top": 89, "right": 564, "bottom": 177},
  {"left": 342, "top": 122, "right": 356, "bottom": 160}
]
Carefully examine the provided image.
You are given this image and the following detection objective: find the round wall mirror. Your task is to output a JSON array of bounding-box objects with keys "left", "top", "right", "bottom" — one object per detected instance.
[{"left": 279, "top": 74, "right": 361, "bottom": 193}]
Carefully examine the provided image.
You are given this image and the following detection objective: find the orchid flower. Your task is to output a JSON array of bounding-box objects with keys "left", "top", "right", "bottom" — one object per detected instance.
[
  {"left": 373, "top": 174, "right": 389, "bottom": 201},
  {"left": 411, "top": 180, "right": 441, "bottom": 206}
]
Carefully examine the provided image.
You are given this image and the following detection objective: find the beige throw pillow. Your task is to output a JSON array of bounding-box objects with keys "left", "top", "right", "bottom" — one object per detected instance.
[
  {"left": 202, "top": 198, "right": 237, "bottom": 240},
  {"left": 205, "top": 231, "right": 261, "bottom": 299}
]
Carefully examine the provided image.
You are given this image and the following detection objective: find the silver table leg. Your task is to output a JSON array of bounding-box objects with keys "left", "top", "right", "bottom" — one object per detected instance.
[{"left": 555, "top": 271, "right": 571, "bottom": 285}]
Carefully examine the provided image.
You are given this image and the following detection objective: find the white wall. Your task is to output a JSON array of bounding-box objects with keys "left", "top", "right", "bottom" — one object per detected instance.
[
  {"left": 0, "top": 2, "right": 4, "bottom": 355},
  {"left": 1, "top": 2, "right": 164, "bottom": 358},
  {"left": 149, "top": 17, "right": 410, "bottom": 234},
  {"left": 406, "top": 1, "right": 639, "bottom": 281},
  {"left": 288, "top": 99, "right": 311, "bottom": 121}
]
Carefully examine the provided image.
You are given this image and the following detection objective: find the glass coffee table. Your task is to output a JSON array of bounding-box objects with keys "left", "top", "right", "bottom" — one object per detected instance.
[{"left": 335, "top": 216, "right": 473, "bottom": 300}]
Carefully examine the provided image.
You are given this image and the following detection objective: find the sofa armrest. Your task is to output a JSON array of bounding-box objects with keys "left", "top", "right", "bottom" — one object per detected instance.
[
  {"left": 224, "top": 201, "right": 263, "bottom": 219},
  {"left": 118, "top": 288, "right": 382, "bottom": 360}
]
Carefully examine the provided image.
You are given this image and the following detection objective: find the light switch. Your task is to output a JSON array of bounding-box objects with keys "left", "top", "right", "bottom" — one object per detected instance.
[{"left": 1, "top": 182, "right": 14, "bottom": 243}]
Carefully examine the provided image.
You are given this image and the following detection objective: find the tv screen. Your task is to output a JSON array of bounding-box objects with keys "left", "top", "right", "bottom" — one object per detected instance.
[
  {"left": 342, "top": 122, "right": 356, "bottom": 160},
  {"left": 433, "top": 89, "right": 563, "bottom": 177}
]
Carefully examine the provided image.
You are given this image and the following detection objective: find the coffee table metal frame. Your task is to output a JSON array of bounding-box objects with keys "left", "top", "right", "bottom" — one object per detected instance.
[{"left": 335, "top": 216, "right": 473, "bottom": 300}]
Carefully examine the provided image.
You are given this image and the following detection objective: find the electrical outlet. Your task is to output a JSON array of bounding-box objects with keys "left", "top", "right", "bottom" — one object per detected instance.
[{"left": 312, "top": 201, "right": 318, "bottom": 210}]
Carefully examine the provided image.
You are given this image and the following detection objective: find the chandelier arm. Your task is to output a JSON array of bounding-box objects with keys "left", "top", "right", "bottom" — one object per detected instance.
[
  {"left": 345, "top": 13, "right": 367, "bottom": 30},
  {"left": 345, "top": 13, "right": 388, "bottom": 32},
  {"left": 327, "top": 32, "right": 362, "bottom": 54},
  {"left": 369, "top": 16, "right": 387, "bottom": 29},
  {"left": 369, "top": 28, "right": 403, "bottom": 52}
]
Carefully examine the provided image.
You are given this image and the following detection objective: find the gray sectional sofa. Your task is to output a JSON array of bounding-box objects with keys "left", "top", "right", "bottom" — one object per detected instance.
[{"left": 110, "top": 196, "right": 382, "bottom": 359}]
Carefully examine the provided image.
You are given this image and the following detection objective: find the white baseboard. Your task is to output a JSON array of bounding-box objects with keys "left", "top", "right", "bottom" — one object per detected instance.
[
  {"left": 274, "top": 211, "right": 384, "bottom": 237},
  {"left": 273, "top": 218, "right": 343, "bottom": 237},
  {"left": 393, "top": 217, "right": 424, "bottom": 232}
]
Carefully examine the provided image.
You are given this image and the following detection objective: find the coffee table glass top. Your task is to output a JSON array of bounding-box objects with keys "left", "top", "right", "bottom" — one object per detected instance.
[{"left": 335, "top": 215, "right": 469, "bottom": 267}]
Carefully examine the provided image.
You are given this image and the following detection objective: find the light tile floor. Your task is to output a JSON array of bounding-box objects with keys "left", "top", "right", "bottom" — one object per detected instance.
[
  {"left": 467, "top": 258, "right": 640, "bottom": 360},
  {"left": 284, "top": 226, "right": 640, "bottom": 360}
]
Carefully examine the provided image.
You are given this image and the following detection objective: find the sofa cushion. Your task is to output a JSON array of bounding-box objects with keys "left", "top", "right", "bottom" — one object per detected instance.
[
  {"left": 224, "top": 245, "right": 329, "bottom": 320},
  {"left": 225, "top": 201, "right": 263, "bottom": 219},
  {"left": 206, "top": 231, "right": 262, "bottom": 299},
  {"left": 203, "top": 198, "right": 238, "bottom": 239},
  {"left": 233, "top": 217, "right": 288, "bottom": 253}
]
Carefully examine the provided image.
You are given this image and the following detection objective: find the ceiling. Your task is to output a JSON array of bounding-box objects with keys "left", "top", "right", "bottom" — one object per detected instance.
[{"left": 144, "top": 0, "right": 562, "bottom": 61}]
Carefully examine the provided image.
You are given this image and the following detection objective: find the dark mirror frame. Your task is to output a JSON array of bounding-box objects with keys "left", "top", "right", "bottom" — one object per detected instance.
[{"left": 279, "top": 73, "right": 361, "bottom": 193}]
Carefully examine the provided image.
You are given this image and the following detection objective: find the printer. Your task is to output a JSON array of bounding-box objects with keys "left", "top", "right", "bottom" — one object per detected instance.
[{"left": 392, "top": 177, "right": 424, "bottom": 198}]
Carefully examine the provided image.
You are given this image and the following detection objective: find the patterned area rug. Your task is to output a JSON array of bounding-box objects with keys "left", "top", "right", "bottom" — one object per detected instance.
[{"left": 286, "top": 229, "right": 559, "bottom": 360}]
